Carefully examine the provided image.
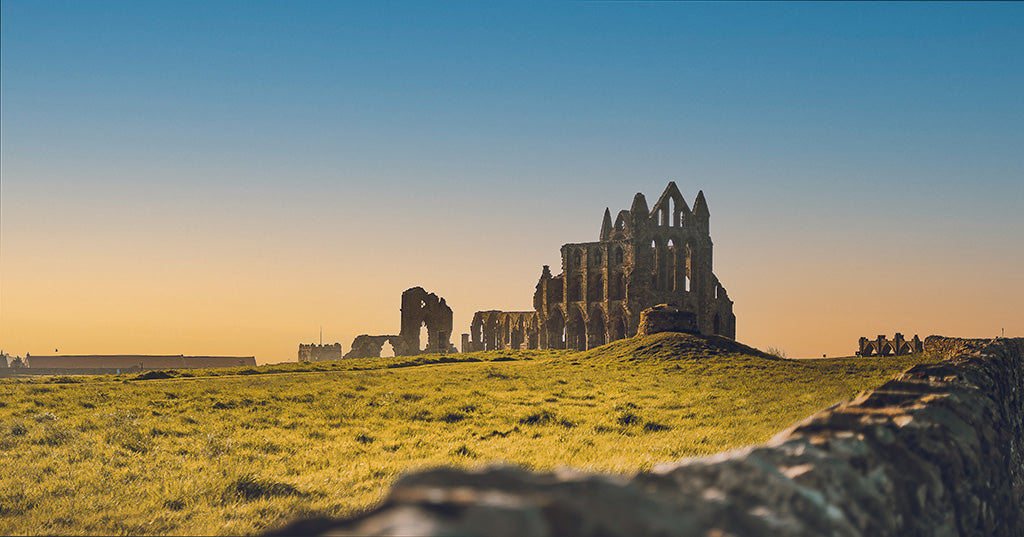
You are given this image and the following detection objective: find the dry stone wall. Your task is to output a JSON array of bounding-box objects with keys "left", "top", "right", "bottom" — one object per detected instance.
[
  {"left": 923, "top": 335, "right": 998, "bottom": 360},
  {"left": 272, "top": 337, "right": 1024, "bottom": 536}
]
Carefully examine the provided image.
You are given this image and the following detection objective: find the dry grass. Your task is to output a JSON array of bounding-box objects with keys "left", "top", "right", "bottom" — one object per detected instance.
[{"left": 0, "top": 333, "right": 940, "bottom": 535}]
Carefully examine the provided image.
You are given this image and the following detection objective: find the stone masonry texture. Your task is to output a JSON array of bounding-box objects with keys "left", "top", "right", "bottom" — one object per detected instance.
[
  {"left": 269, "top": 336, "right": 1024, "bottom": 536},
  {"left": 638, "top": 304, "right": 699, "bottom": 336}
]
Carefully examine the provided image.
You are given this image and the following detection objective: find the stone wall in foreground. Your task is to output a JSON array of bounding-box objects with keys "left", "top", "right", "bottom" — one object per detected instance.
[{"left": 274, "top": 337, "right": 1024, "bottom": 537}]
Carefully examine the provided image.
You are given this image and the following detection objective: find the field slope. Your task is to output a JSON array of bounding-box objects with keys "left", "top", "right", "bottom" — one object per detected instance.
[{"left": 0, "top": 333, "right": 939, "bottom": 536}]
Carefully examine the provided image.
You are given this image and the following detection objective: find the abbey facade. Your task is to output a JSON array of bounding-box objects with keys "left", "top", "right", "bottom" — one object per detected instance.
[{"left": 466, "top": 182, "right": 736, "bottom": 351}]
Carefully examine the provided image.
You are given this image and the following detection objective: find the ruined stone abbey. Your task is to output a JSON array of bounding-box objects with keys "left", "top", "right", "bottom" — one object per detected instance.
[
  {"left": 334, "top": 287, "right": 456, "bottom": 360},
  {"left": 466, "top": 182, "right": 735, "bottom": 351},
  {"left": 301, "top": 182, "right": 736, "bottom": 359}
]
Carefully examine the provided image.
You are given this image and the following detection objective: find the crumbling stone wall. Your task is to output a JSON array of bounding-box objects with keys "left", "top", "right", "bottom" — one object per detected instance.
[
  {"left": 274, "top": 337, "right": 1024, "bottom": 536},
  {"left": 342, "top": 287, "right": 455, "bottom": 359},
  {"left": 467, "top": 310, "right": 539, "bottom": 352},
  {"left": 923, "top": 335, "right": 995, "bottom": 359},
  {"left": 469, "top": 183, "right": 736, "bottom": 352},
  {"left": 344, "top": 335, "right": 398, "bottom": 360},
  {"left": 637, "top": 304, "right": 698, "bottom": 336},
  {"left": 398, "top": 287, "right": 454, "bottom": 355}
]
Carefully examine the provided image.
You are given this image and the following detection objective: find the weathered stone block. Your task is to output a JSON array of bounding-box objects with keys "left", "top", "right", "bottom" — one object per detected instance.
[{"left": 637, "top": 304, "right": 698, "bottom": 335}]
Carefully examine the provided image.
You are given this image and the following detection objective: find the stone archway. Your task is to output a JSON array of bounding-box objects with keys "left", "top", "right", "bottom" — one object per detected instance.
[
  {"left": 397, "top": 287, "right": 453, "bottom": 355},
  {"left": 566, "top": 307, "right": 586, "bottom": 351},
  {"left": 547, "top": 309, "right": 565, "bottom": 350},
  {"left": 588, "top": 308, "right": 607, "bottom": 349}
]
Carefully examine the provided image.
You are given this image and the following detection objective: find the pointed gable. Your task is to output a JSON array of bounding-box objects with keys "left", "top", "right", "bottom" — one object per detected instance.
[
  {"left": 613, "top": 210, "right": 632, "bottom": 237},
  {"left": 630, "top": 192, "right": 651, "bottom": 230},
  {"left": 600, "top": 208, "right": 613, "bottom": 241},
  {"left": 630, "top": 192, "right": 649, "bottom": 216},
  {"left": 650, "top": 181, "right": 691, "bottom": 226},
  {"left": 693, "top": 190, "right": 710, "bottom": 217}
]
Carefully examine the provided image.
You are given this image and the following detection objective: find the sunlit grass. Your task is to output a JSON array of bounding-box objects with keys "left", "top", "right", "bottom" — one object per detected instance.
[{"left": 0, "top": 333, "right": 939, "bottom": 535}]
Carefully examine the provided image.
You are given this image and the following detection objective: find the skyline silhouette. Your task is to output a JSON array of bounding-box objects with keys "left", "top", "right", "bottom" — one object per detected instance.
[{"left": 2, "top": 2, "right": 1022, "bottom": 362}]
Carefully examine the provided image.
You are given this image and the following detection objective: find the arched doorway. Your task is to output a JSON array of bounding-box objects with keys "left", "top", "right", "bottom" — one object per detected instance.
[
  {"left": 566, "top": 307, "right": 586, "bottom": 351},
  {"left": 484, "top": 314, "right": 499, "bottom": 351},
  {"left": 547, "top": 309, "right": 565, "bottom": 349},
  {"left": 588, "top": 309, "right": 607, "bottom": 349}
]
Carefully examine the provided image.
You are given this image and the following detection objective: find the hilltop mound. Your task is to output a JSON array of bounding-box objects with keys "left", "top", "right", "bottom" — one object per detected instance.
[{"left": 580, "top": 331, "right": 779, "bottom": 363}]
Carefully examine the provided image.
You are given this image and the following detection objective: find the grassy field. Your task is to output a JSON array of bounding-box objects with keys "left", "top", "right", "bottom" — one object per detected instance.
[{"left": 0, "top": 333, "right": 940, "bottom": 536}]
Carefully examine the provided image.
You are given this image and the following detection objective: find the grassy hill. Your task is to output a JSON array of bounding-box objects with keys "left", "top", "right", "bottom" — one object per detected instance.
[{"left": 0, "top": 333, "right": 939, "bottom": 536}]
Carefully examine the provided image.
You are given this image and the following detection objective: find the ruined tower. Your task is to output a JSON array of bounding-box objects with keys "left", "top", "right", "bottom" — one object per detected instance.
[{"left": 469, "top": 182, "right": 736, "bottom": 351}]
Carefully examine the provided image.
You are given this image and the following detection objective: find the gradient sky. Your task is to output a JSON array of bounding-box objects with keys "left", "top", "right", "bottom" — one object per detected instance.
[{"left": 2, "top": 2, "right": 1022, "bottom": 363}]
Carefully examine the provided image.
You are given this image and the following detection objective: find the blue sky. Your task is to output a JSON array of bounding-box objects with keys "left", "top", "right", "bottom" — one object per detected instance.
[
  {"left": 5, "top": 3, "right": 1021, "bottom": 206},
  {"left": 2, "top": 2, "right": 1022, "bottom": 360}
]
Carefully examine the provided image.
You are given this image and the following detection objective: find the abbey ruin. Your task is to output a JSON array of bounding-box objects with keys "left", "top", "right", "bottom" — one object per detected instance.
[
  {"left": 339, "top": 286, "right": 455, "bottom": 359},
  {"left": 300, "top": 183, "right": 736, "bottom": 359},
  {"left": 857, "top": 333, "right": 923, "bottom": 357},
  {"left": 466, "top": 182, "right": 735, "bottom": 351}
]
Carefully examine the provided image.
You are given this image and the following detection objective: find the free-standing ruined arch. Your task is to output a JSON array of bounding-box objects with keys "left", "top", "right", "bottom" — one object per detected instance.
[
  {"left": 345, "top": 335, "right": 401, "bottom": 359},
  {"left": 344, "top": 287, "right": 454, "bottom": 359},
  {"left": 398, "top": 287, "right": 454, "bottom": 355}
]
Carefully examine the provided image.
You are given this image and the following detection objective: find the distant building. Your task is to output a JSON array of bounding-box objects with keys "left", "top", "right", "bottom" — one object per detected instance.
[
  {"left": 24, "top": 355, "right": 256, "bottom": 369},
  {"left": 298, "top": 343, "right": 343, "bottom": 362},
  {"left": 857, "top": 334, "right": 923, "bottom": 357}
]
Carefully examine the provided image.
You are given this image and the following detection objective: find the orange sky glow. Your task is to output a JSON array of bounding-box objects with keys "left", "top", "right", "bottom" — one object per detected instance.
[{"left": 2, "top": 3, "right": 1022, "bottom": 362}]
